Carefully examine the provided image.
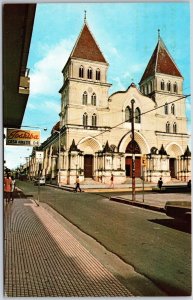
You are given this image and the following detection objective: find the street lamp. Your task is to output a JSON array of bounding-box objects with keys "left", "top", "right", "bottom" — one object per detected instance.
[
  {"left": 53, "top": 130, "right": 61, "bottom": 187},
  {"left": 21, "top": 125, "right": 47, "bottom": 131}
]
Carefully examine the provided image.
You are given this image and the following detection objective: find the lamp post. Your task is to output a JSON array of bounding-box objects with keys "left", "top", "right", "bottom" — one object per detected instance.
[
  {"left": 131, "top": 99, "right": 135, "bottom": 201},
  {"left": 54, "top": 130, "right": 61, "bottom": 187}
]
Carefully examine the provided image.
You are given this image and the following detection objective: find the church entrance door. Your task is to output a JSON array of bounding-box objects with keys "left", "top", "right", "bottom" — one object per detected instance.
[
  {"left": 84, "top": 155, "right": 93, "bottom": 178},
  {"left": 125, "top": 140, "right": 141, "bottom": 178},
  {"left": 169, "top": 158, "right": 176, "bottom": 178},
  {"left": 125, "top": 156, "right": 141, "bottom": 177}
]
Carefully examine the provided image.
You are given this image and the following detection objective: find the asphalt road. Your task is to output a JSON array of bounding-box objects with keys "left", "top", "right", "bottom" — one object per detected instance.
[{"left": 16, "top": 181, "right": 191, "bottom": 296}]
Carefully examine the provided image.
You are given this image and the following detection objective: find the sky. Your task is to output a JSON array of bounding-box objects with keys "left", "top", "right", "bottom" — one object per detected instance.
[{"left": 4, "top": 2, "right": 191, "bottom": 169}]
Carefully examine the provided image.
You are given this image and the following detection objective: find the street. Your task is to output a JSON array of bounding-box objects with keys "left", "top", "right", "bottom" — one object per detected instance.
[{"left": 15, "top": 181, "right": 191, "bottom": 296}]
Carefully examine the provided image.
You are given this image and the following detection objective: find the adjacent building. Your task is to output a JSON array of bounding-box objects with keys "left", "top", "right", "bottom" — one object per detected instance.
[{"left": 29, "top": 19, "right": 191, "bottom": 184}]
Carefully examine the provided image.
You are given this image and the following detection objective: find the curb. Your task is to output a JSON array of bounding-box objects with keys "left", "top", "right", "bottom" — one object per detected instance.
[
  {"left": 110, "top": 196, "right": 166, "bottom": 213},
  {"left": 46, "top": 183, "right": 154, "bottom": 193}
]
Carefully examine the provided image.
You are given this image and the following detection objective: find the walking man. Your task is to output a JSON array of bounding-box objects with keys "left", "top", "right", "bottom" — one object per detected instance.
[
  {"left": 10, "top": 176, "right": 16, "bottom": 202},
  {"left": 75, "top": 176, "right": 82, "bottom": 192}
]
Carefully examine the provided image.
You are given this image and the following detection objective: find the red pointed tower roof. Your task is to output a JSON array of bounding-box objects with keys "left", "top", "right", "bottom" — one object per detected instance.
[
  {"left": 70, "top": 22, "right": 107, "bottom": 63},
  {"left": 140, "top": 36, "right": 183, "bottom": 83}
]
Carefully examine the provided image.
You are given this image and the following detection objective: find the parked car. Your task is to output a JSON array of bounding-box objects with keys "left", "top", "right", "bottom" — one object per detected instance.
[
  {"left": 34, "top": 177, "right": 46, "bottom": 186},
  {"left": 165, "top": 200, "right": 191, "bottom": 223}
]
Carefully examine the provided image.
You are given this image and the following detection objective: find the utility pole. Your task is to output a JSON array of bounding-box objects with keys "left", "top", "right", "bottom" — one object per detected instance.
[
  {"left": 54, "top": 130, "right": 61, "bottom": 187},
  {"left": 131, "top": 99, "right": 136, "bottom": 201}
]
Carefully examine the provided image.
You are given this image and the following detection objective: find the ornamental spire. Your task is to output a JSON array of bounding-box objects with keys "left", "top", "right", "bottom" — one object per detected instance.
[
  {"left": 158, "top": 28, "right": 160, "bottom": 40},
  {"left": 84, "top": 10, "right": 87, "bottom": 22}
]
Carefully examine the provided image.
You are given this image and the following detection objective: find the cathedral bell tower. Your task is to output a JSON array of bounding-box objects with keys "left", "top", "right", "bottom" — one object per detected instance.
[
  {"left": 59, "top": 15, "right": 111, "bottom": 129},
  {"left": 139, "top": 30, "right": 184, "bottom": 103}
]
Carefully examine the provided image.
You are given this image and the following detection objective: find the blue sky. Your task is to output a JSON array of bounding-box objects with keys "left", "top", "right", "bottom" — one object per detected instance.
[{"left": 4, "top": 2, "right": 191, "bottom": 169}]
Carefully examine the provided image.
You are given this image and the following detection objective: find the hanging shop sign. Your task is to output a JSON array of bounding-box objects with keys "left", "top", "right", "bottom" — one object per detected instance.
[
  {"left": 6, "top": 128, "right": 40, "bottom": 146},
  {"left": 142, "top": 155, "right": 147, "bottom": 167},
  {"left": 35, "top": 151, "right": 44, "bottom": 163}
]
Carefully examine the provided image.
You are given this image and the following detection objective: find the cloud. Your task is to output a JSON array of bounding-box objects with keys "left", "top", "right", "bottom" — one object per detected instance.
[
  {"left": 4, "top": 146, "right": 33, "bottom": 169},
  {"left": 30, "top": 39, "right": 74, "bottom": 96},
  {"left": 27, "top": 102, "right": 36, "bottom": 110},
  {"left": 111, "top": 76, "right": 126, "bottom": 93},
  {"left": 27, "top": 96, "right": 60, "bottom": 114},
  {"left": 130, "top": 63, "right": 146, "bottom": 73},
  {"left": 43, "top": 101, "right": 60, "bottom": 113},
  {"left": 106, "top": 45, "right": 120, "bottom": 58}
]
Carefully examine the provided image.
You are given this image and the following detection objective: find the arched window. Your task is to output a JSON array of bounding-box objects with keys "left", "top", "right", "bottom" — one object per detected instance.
[
  {"left": 166, "top": 122, "right": 170, "bottom": 133},
  {"left": 173, "top": 82, "right": 178, "bottom": 93},
  {"left": 125, "top": 106, "right": 131, "bottom": 122},
  {"left": 96, "top": 69, "right": 100, "bottom": 81},
  {"left": 126, "top": 140, "right": 141, "bottom": 154},
  {"left": 83, "top": 113, "right": 88, "bottom": 127},
  {"left": 87, "top": 67, "right": 92, "bottom": 79},
  {"left": 161, "top": 80, "right": 165, "bottom": 90},
  {"left": 135, "top": 107, "right": 141, "bottom": 123},
  {"left": 164, "top": 103, "right": 168, "bottom": 114},
  {"left": 82, "top": 92, "right": 88, "bottom": 105},
  {"left": 92, "top": 114, "right": 97, "bottom": 126},
  {"left": 91, "top": 93, "right": 96, "bottom": 106},
  {"left": 171, "top": 103, "right": 175, "bottom": 115},
  {"left": 173, "top": 122, "right": 177, "bottom": 133},
  {"left": 79, "top": 66, "right": 84, "bottom": 78},
  {"left": 167, "top": 81, "right": 171, "bottom": 92}
]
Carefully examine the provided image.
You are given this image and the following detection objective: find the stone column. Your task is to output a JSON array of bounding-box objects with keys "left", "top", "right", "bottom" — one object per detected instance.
[{"left": 51, "top": 155, "right": 57, "bottom": 180}]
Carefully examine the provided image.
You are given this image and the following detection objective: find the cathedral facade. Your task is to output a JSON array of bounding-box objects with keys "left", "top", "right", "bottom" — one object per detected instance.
[{"left": 29, "top": 21, "right": 191, "bottom": 185}]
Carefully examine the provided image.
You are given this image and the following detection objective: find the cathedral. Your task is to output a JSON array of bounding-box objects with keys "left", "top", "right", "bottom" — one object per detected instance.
[{"left": 29, "top": 19, "right": 191, "bottom": 185}]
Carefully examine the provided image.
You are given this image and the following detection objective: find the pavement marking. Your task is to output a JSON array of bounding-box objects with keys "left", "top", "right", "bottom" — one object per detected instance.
[
  {"left": 30, "top": 202, "right": 133, "bottom": 296},
  {"left": 4, "top": 198, "right": 133, "bottom": 297}
]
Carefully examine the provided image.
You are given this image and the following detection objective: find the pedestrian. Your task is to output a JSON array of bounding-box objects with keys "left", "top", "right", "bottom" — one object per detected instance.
[
  {"left": 4, "top": 173, "right": 12, "bottom": 203},
  {"left": 10, "top": 176, "right": 16, "bottom": 202},
  {"left": 74, "top": 176, "right": 82, "bottom": 192},
  {"left": 109, "top": 173, "right": 114, "bottom": 188},
  {"left": 157, "top": 177, "right": 163, "bottom": 191},
  {"left": 187, "top": 179, "right": 191, "bottom": 189}
]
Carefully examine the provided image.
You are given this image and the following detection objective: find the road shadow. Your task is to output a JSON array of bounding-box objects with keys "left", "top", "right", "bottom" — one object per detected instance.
[
  {"left": 11, "top": 189, "right": 34, "bottom": 199},
  {"left": 148, "top": 218, "right": 191, "bottom": 234}
]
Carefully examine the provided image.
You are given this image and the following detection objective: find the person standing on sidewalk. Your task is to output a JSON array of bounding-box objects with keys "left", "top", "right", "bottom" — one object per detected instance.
[
  {"left": 74, "top": 176, "right": 82, "bottom": 192},
  {"left": 4, "top": 173, "right": 12, "bottom": 203},
  {"left": 10, "top": 176, "right": 16, "bottom": 202},
  {"left": 157, "top": 177, "right": 163, "bottom": 191}
]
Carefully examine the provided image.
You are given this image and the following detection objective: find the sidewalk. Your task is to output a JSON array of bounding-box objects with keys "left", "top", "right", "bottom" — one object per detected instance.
[
  {"left": 4, "top": 197, "right": 132, "bottom": 297},
  {"left": 46, "top": 181, "right": 189, "bottom": 193},
  {"left": 110, "top": 192, "right": 191, "bottom": 212}
]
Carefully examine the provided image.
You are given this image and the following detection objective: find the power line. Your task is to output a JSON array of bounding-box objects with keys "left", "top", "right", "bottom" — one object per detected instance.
[
  {"left": 30, "top": 85, "right": 191, "bottom": 130},
  {"left": 40, "top": 93, "right": 190, "bottom": 153}
]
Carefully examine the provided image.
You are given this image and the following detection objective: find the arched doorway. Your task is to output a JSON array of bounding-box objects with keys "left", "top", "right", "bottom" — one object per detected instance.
[
  {"left": 169, "top": 158, "right": 177, "bottom": 178},
  {"left": 166, "top": 143, "right": 183, "bottom": 179},
  {"left": 84, "top": 155, "right": 93, "bottom": 178},
  {"left": 125, "top": 140, "right": 141, "bottom": 177}
]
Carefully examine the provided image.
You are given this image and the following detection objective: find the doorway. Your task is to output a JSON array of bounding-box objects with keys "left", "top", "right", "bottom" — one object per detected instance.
[
  {"left": 169, "top": 158, "right": 176, "bottom": 178},
  {"left": 125, "top": 156, "right": 141, "bottom": 177},
  {"left": 84, "top": 155, "right": 93, "bottom": 178}
]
